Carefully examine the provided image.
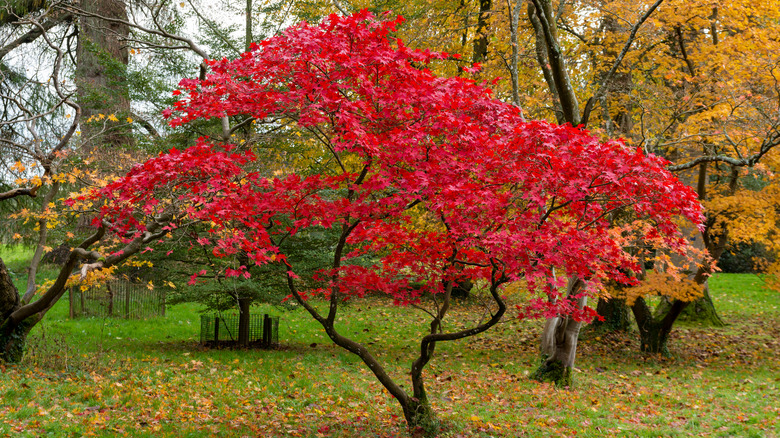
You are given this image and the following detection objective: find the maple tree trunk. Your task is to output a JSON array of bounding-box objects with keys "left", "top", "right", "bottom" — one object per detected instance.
[
  {"left": 680, "top": 285, "right": 726, "bottom": 326},
  {"left": 633, "top": 166, "right": 733, "bottom": 355},
  {"left": 669, "top": 162, "right": 725, "bottom": 327},
  {"left": 528, "top": 0, "right": 581, "bottom": 126},
  {"left": 527, "top": 2, "right": 563, "bottom": 122},
  {"left": 237, "top": 297, "right": 251, "bottom": 346},
  {"left": 0, "top": 315, "right": 38, "bottom": 363},
  {"left": 531, "top": 277, "right": 585, "bottom": 386},
  {"left": 471, "top": 0, "right": 491, "bottom": 64},
  {"left": 0, "top": 259, "right": 19, "bottom": 321},
  {"left": 286, "top": 265, "right": 506, "bottom": 436},
  {"left": 403, "top": 394, "right": 436, "bottom": 436}
]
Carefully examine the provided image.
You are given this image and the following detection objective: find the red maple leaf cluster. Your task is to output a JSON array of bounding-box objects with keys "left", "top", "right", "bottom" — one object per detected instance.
[{"left": 87, "top": 11, "right": 703, "bottom": 321}]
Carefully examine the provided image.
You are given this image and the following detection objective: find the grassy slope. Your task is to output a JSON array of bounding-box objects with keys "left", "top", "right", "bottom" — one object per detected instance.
[{"left": 0, "top": 246, "right": 778, "bottom": 437}]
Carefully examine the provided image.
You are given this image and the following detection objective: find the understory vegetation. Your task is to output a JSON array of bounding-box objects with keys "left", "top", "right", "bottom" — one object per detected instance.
[{"left": 1, "top": 248, "right": 778, "bottom": 437}]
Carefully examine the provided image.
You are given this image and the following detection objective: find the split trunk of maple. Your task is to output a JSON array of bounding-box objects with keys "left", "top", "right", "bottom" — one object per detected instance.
[{"left": 531, "top": 277, "right": 586, "bottom": 386}]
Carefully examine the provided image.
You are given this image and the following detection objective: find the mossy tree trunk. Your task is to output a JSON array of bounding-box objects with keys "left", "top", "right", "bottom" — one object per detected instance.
[
  {"left": 0, "top": 316, "right": 39, "bottom": 363},
  {"left": 681, "top": 285, "right": 726, "bottom": 325},
  {"left": 1, "top": 257, "right": 44, "bottom": 362},
  {"left": 1, "top": 257, "right": 25, "bottom": 362},
  {"left": 590, "top": 296, "right": 632, "bottom": 333},
  {"left": 651, "top": 163, "right": 730, "bottom": 329},
  {"left": 632, "top": 166, "right": 736, "bottom": 355},
  {"left": 76, "top": 0, "right": 133, "bottom": 151},
  {"left": 654, "top": 282, "right": 725, "bottom": 327}
]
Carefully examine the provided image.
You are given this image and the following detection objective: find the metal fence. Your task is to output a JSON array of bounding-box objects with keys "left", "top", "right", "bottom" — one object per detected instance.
[
  {"left": 200, "top": 313, "right": 279, "bottom": 348},
  {"left": 69, "top": 279, "right": 166, "bottom": 319}
]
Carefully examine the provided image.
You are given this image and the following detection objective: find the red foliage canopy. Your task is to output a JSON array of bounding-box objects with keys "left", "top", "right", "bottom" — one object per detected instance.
[{"left": 86, "top": 11, "right": 703, "bottom": 321}]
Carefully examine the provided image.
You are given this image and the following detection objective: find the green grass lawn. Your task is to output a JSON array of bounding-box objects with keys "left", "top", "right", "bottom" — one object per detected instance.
[{"left": 1, "top": 247, "right": 778, "bottom": 437}]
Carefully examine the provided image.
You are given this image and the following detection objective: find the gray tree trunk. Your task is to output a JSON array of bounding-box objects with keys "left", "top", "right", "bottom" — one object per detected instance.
[{"left": 531, "top": 277, "right": 586, "bottom": 386}]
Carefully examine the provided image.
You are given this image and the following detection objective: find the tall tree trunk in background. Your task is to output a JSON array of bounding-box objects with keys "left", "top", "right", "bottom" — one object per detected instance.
[
  {"left": 471, "top": 0, "right": 491, "bottom": 64},
  {"left": 527, "top": 0, "right": 664, "bottom": 380},
  {"left": 528, "top": 0, "right": 580, "bottom": 126},
  {"left": 76, "top": 0, "right": 132, "bottom": 151},
  {"left": 245, "top": 0, "right": 253, "bottom": 51},
  {"left": 588, "top": 13, "right": 636, "bottom": 332},
  {"left": 526, "top": 1, "right": 562, "bottom": 121}
]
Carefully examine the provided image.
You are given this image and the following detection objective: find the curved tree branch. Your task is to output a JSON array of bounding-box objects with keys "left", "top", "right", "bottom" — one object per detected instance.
[
  {"left": 0, "top": 186, "right": 38, "bottom": 200},
  {"left": 10, "top": 213, "right": 172, "bottom": 322},
  {"left": 0, "top": 14, "right": 69, "bottom": 61}
]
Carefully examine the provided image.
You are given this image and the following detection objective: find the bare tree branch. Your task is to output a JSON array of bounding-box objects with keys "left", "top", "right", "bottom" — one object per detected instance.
[
  {"left": 0, "top": 15, "right": 69, "bottom": 61},
  {"left": 667, "top": 129, "right": 780, "bottom": 171},
  {"left": 581, "top": 0, "right": 665, "bottom": 127},
  {"left": 10, "top": 213, "right": 173, "bottom": 322},
  {"left": 0, "top": 186, "right": 38, "bottom": 200}
]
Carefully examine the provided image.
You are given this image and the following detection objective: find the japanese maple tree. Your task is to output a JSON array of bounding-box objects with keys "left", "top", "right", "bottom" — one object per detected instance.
[{"left": 84, "top": 11, "right": 703, "bottom": 434}]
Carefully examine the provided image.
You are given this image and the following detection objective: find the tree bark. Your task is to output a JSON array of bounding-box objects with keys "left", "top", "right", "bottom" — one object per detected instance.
[
  {"left": 590, "top": 296, "right": 631, "bottom": 333},
  {"left": 647, "top": 166, "right": 735, "bottom": 339},
  {"left": 0, "top": 258, "right": 20, "bottom": 322},
  {"left": 668, "top": 162, "right": 726, "bottom": 326},
  {"left": 237, "top": 297, "right": 251, "bottom": 346},
  {"left": 654, "top": 280, "right": 725, "bottom": 327},
  {"left": 532, "top": 276, "right": 586, "bottom": 386},
  {"left": 528, "top": 0, "right": 580, "bottom": 126},
  {"left": 0, "top": 257, "right": 35, "bottom": 363},
  {"left": 631, "top": 296, "right": 687, "bottom": 356},
  {"left": 678, "top": 283, "right": 725, "bottom": 325},
  {"left": 471, "top": 0, "right": 492, "bottom": 64},
  {"left": 527, "top": 1, "right": 563, "bottom": 122},
  {"left": 75, "top": 0, "right": 132, "bottom": 151}
]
